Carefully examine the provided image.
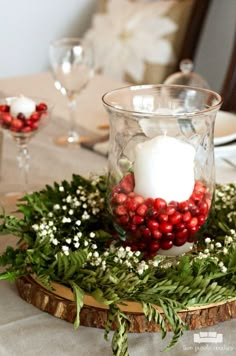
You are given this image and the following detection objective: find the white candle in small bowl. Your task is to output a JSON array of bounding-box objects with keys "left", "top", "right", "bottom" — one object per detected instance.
[{"left": 10, "top": 96, "right": 36, "bottom": 118}]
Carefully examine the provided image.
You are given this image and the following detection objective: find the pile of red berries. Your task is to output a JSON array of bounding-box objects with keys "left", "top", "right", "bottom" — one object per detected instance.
[
  {"left": 0, "top": 102, "right": 48, "bottom": 133},
  {"left": 110, "top": 172, "right": 211, "bottom": 258}
]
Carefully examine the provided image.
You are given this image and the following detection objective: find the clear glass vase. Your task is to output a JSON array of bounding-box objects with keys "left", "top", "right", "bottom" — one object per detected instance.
[{"left": 102, "top": 85, "right": 222, "bottom": 258}]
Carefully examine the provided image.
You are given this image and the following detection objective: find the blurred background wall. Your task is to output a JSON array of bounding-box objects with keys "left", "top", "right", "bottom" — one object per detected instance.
[{"left": 0, "top": 0, "right": 235, "bottom": 93}]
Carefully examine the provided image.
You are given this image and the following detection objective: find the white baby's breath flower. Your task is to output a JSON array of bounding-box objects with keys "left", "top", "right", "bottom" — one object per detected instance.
[
  {"left": 59, "top": 186, "right": 64, "bottom": 192},
  {"left": 62, "top": 217, "right": 71, "bottom": 223},
  {"left": 62, "top": 245, "right": 69, "bottom": 255},
  {"left": 221, "top": 266, "right": 227, "bottom": 273},
  {"left": 223, "top": 247, "right": 228, "bottom": 255}
]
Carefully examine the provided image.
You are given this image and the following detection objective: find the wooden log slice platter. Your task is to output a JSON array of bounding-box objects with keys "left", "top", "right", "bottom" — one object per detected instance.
[{"left": 16, "top": 275, "right": 236, "bottom": 333}]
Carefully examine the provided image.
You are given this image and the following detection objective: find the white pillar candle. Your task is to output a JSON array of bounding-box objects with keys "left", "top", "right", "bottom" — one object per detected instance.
[
  {"left": 10, "top": 96, "right": 36, "bottom": 118},
  {"left": 134, "top": 135, "right": 195, "bottom": 202}
]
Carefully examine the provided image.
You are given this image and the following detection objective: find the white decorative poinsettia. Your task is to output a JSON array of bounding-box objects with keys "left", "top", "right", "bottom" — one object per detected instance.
[{"left": 84, "top": 0, "right": 178, "bottom": 82}]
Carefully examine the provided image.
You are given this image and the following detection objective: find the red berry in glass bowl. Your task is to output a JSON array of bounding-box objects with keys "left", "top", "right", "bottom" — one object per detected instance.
[
  {"left": 36, "top": 102, "right": 48, "bottom": 112},
  {"left": 10, "top": 119, "right": 24, "bottom": 131},
  {"left": 0, "top": 104, "right": 10, "bottom": 112},
  {"left": 0, "top": 95, "right": 53, "bottom": 190}
]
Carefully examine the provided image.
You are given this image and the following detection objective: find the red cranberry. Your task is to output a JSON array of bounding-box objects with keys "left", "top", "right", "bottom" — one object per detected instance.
[
  {"left": 145, "top": 198, "right": 154, "bottom": 207},
  {"left": 175, "top": 222, "right": 186, "bottom": 231},
  {"left": 160, "top": 239, "right": 173, "bottom": 250},
  {"left": 138, "top": 242, "right": 147, "bottom": 250},
  {"left": 188, "top": 226, "right": 199, "bottom": 235},
  {"left": 115, "top": 193, "right": 127, "bottom": 204},
  {"left": 182, "top": 211, "right": 191, "bottom": 223},
  {"left": 190, "top": 206, "right": 200, "bottom": 216},
  {"left": 1, "top": 113, "right": 12, "bottom": 125},
  {"left": 179, "top": 201, "right": 189, "bottom": 212},
  {"left": 115, "top": 205, "right": 127, "bottom": 216},
  {"left": 10, "top": 119, "right": 24, "bottom": 131},
  {"left": 21, "top": 126, "right": 32, "bottom": 133},
  {"left": 149, "top": 241, "right": 160, "bottom": 252},
  {"left": 169, "top": 212, "right": 182, "bottom": 225},
  {"left": 158, "top": 214, "right": 168, "bottom": 223},
  {"left": 30, "top": 112, "right": 41, "bottom": 122},
  {"left": 174, "top": 235, "right": 187, "bottom": 246},
  {"left": 169, "top": 201, "right": 179, "bottom": 209},
  {"left": 119, "top": 215, "right": 129, "bottom": 225},
  {"left": 126, "top": 198, "right": 139, "bottom": 211},
  {"left": 152, "top": 230, "right": 162, "bottom": 239},
  {"left": 148, "top": 208, "right": 158, "bottom": 218},
  {"left": 29, "top": 122, "right": 38, "bottom": 131},
  {"left": 0, "top": 105, "right": 10, "bottom": 112},
  {"left": 176, "top": 228, "right": 189, "bottom": 240},
  {"left": 164, "top": 232, "right": 175, "bottom": 240},
  {"left": 198, "top": 215, "right": 206, "bottom": 226},
  {"left": 133, "top": 229, "right": 142, "bottom": 239},
  {"left": 159, "top": 222, "right": 173, "bottom": 233},
  {"left": 165, "top": 206, "right": 176, "bottom": 216},
  {"left": 194, "top": 181, "right": 206, "bottom": 194},
  {"left": 36, "top": 102, "right": 48, "bottom": 111},
  {"left": 17, "top": 113, "right": 26, "bottom": 120},
  {"left": 154, "top": 198, "right": 167, "bottom": 211},
  {"left": 136, "top": 204, "right": 148, "bottom": 217},
  {"left": 133, "top": 195, "right": 144, "bottom": 205},
  {"left": 187, "top": 217, "right": 198, "bottom": 228},
  {"left": 130, "top": 244, "right": 138, "bottom": 252},
  {"left": 147, "top": 219, "right": 159, "bottom": 230},
  {"left": 141, "top": 227, "right": 151, "bottom": 238},
  {"left": 129, "top": 224, "right": 137, "bottom": 232},
  {"left": 199, "top": 201, "right": 209, "bottom": 215},
  {"left": 132, "top": 215, "right": 144, "bottom": 225},
  {"left": 191, "top": 192, "right": 204, "bottom": 203}
]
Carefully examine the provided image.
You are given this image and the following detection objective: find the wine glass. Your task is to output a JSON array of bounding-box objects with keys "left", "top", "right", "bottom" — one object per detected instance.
[
  {"left": 0, "top": 95, "right": 53, "bottom": 197},
  {"left": 49, "top": 37, "right": 94, "bottom": 146}
]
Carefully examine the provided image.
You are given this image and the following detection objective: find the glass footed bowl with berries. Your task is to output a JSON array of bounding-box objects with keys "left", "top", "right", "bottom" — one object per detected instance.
[{"left": 0, "top": 95, "right": 53, "bottom": 195}]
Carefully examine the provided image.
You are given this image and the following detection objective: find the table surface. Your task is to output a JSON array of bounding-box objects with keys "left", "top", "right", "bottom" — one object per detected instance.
[{"left": 0, "top": 72, "right": 236, "bottom": 356}]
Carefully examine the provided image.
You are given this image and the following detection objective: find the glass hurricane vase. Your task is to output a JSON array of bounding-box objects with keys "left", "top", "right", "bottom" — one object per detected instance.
[{"left": 102, "top": 85, "right": 222, "bottom": 258}]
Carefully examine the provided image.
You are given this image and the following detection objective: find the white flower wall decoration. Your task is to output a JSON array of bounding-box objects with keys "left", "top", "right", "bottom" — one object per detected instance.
[{"left": 84, "top": 0, "right": 178, "bottom": 82}]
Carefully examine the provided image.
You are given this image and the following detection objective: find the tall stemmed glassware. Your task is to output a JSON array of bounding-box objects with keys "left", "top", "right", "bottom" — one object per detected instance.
[
  {"left": 49, "top": 37, "right": 94, "bottom": 146},
  {"left": 0, "top": 96, "right": 52, "bottom": 195}
]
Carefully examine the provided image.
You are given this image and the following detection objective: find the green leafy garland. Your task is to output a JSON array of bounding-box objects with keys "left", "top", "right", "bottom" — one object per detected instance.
[{"left": 0, "top": 174, "right": 236, "bottom": 356}]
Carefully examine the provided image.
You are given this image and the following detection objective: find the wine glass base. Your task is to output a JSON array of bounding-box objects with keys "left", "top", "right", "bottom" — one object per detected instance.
[{"left": 53, "top": 135, "right": 93, "bottom": 147}]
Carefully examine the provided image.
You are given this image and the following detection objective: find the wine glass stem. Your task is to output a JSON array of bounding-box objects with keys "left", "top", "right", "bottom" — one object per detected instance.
[
  {"left": 67, "top": 95, "right": 79, "bottom": 143},
  {"left": 16, "top": 143, "right": 30, "bottom": 192}
]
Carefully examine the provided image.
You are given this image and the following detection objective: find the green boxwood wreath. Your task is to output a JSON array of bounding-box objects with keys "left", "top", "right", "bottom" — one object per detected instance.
[{"left": 0, "top": 174, "right": 236, "bottom": 355}]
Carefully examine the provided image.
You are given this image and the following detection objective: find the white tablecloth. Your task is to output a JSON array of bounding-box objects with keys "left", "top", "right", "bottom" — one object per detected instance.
[{"left": 0, "top": 72, "right": 235, "bottom": 356}]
